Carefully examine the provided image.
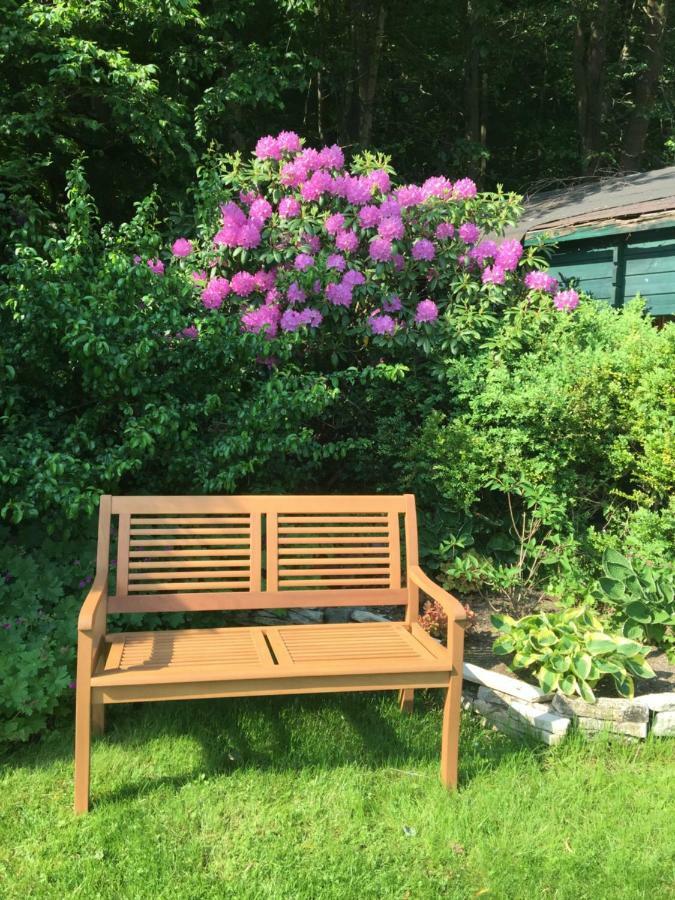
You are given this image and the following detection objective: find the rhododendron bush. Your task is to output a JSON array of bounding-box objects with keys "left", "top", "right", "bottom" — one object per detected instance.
[{"left": 140, "top": 132, "right": 577, "bottom": 353}]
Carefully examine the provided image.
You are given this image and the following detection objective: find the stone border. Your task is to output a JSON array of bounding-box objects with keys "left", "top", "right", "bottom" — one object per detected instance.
[{"left": 462, "top": 662, "right": 675, "bottom": 741}]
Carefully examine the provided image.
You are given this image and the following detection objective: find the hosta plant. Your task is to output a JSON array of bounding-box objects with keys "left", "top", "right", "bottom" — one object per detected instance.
[
  {"left": 491, "top": 606, "right": 655, "bottom": 702},
  {"left": 599, "top": 549, "right": 675, "bottom": 661}
]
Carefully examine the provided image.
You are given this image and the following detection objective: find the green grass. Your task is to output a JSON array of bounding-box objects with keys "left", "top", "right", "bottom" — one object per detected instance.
[{"left": 1, "top": 693, "right": 674, "bottom": 900}]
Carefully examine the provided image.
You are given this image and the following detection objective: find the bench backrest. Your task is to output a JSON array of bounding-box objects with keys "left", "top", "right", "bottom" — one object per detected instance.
[{"left": 99, "top": 495, "right": 419, "bottom": 618}]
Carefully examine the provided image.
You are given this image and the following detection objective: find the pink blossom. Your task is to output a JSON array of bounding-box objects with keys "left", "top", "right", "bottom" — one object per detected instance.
[
  {"left": 335, "top": 229, "right": 359, "bottom": 253},
  {"left": 302, "top": 308, "right": 323, "bottom": 327},
  {"left": 171, "top": 238, "right": 193, "bottom": 258},
  {"left": 281, "top": 307, "right": 324, "bottom": 331},
  {"left": 265, "top": 287, "right": 280, "bottom": 305},
  {"left": 276, "top": 130, "right": 302, "bottom": 153},
  {"left": 412, "top": 238, "right": 435, "bottom": 261},
  {"left": 345, "top": 176, "right": 372, "bottom": 206},
  {"left": 221, "top": 202, "right": 247, "bottom": 228},
  {"left": 241, "top": 304, "right": 281, "bottom": 336},
  {"left": 453, "top": 178, "right": 478, "bottom": 200},
  {"left": 393, "top": 253, "right": 405, "bottom": 271},
  {"left": 383, "top": 294, "right": 402, "bottom": 312},
  {"left": 327, "top": 253, "right": 346, "bottom": 272},
  {"left": 326, "top": 282, "right": 353, "bottom": 307},
  {"left": 255, "top": 135, "right": 281, "bottom": 160},
  {"left": 299, "top": 147, "right": 322, "bottom": 171},
  {"left": 342, "top": 270, "right": 366, "bottom": 288},
  {"left": 287, "top": 281, "right": 306, "bottom": 303},
  {"left": 133, "top": 255, "right": 142, "bottom": 265},
  {"left": 294, "top": 253, "right": 314, "bottom": 271},
  {"left": 180, "top": 326, "right": 199, "bottom": 339},
  {"left": 470, "top": 240, "right": 498, "bottom": 265},
  {"left": 458, "top": 222, "right": 480, "bottom": 244},
  {"left": 367, "top": 170, "right": 392, "bottom": 194},
  {"left": 378, "top": 216, "right": 404, "bottom": 241},
  {"left": 415, "top": 299, "right": 439, "bottom": 323},
  {"left": 249, "top": 198, "right": 273, "bottom": 224},
  {"left": 422, "top": 176, "right": 453, "bottom": 200},
  {"left": 368, "top": 313, "right": 396, "bottom": 335},
  {"left": 213, "top": 222, "right": 241, "bottom": 247},
  {"left": 280, "top": 162, "right": 306, "bottom": 187},
  {"left": 369, "top": 237, "right": 393, "bottom": 262},
  {"left": 524, "top": 270, "right": 558, "bottom": 293},
  {"left": 239, "top": 191, "right": 257, "bottom": 206},
  {"left": 359, "top": 205, "right": 382, "bottom": 228},
  {"left": 253, "top": 269, "right": 276, "bottom": 291},
  {"left": 553, "top": 289, "right": 580, "bottom": 311},
  {"left": 302, "top": 232, "right": 321, "bottom": 252},
  {"left": 495, "top": 239, "right": 523, "bottom": 272},
  {"left": 482, "top": 265, "right": 506, "bottom": 285},
  {"left": 237, "top": 223, "right": 262, "bottom": 249},
  {"left": 318, "top": 144, "right": 345, "bottom": 169},
  {"left": 279, "top": 197, "right": 301, "bottom": 219},
  {"left": 379, "top": 197, "right": 401, "bottom": 217},
  {"left": 395, "top": 184, "right": 424, "bottom": 208},
  {"left": 192, "top": 270, "right": 207, "bottom": 283},
  {"left": 325, "top": 213, "right": 345, "bottom": 235},
  {"left": 230, "top": 271, "right": 257, "bottom": 296},
  {"left": 147, "top": 259, "right": 164, "bottom": 275},
  {"left": 435, "top": 222, "right": 455, "bottom": 240},
  {"left": 201, "top": 277, "right": 230, "bottom": 308}
]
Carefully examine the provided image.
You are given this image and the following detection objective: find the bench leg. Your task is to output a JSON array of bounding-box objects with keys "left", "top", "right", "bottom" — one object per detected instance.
[
  {"left": 74, "top": 684, "right": 92, "bottom": 814},
  {"left": 92, "top": 702, "right": 105, "bottom": 736},
  {"left": 440, "top": 675, "right": 461, "bottom": 790},
  {"left": 398, "top": 688, "right": 414, "bottom": 714}
]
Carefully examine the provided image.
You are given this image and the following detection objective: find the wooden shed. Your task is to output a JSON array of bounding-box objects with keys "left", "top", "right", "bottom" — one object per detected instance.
[{"left": 506, "top": 167, "right": 675, "bottom": 317}]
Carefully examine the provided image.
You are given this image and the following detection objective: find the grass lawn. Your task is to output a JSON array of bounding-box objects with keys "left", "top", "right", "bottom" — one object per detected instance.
[{"left": 1, "top": 692, "right": 673, "bottom": 899}]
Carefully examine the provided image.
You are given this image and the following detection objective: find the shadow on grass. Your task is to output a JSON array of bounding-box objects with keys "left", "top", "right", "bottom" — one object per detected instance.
[{"left": 2, "top": 691, "right": 535, "bottom": 809}]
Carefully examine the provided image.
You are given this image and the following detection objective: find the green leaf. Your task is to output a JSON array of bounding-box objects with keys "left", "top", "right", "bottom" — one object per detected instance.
[
  {"left": 603, "top": 549, "right": 634, "bottom": 580},
  {"left": 490, "top": 613, "right": 516, "bottom": 633},
  {"left": 493, "top": 635, "right": 515, "bottom": 656},
  {"left": 537, "top": 668, "right": 560, "bottom": 693},
  {"left": 625, "top": 601, "right": 652, "bottom": 623},
  {"left": 577, "top": 679, "right": 596, "bottom": 703},
  {"left": 572, "top": 653, "right": 592, "bottom": 680},
  {"left": 559, "top": 674, "right": 578, "bottom": 696},
  {"left": 625, "top": 657, "right": 656, "bottom": 680},
  {"left": 586, "top": 633, "right": 617, "bottom": 654},
  {"left": 612, "top": 673, "right": 634, "bottom": 699},
  {"left": 599, "top": 577, "right": 626, "bottom": 601},
  {"left": 613, "top": 639, "right": 643, "bottom": 658},
  {"left": 551, "top": 654, "right": 570, "bottom": 673},
  {"left": 535, "top": 628, "right": 557, "bottom": 647}
]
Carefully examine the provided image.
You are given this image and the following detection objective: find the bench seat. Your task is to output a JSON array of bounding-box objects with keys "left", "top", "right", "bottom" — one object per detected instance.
[
  {"left": 74, "top": 494, "right": 467, "bottom": 813},
  {"left": 92, "top": 622, "right": 453, "bottom": 692}
]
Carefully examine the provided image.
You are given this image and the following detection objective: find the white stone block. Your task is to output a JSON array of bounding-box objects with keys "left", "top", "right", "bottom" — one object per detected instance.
[
  {"left": 463, "top": 662, "right": 553, "bottom": 702},
  {"left": 652, "top": 711, "right": 675, "bottom": 737}
]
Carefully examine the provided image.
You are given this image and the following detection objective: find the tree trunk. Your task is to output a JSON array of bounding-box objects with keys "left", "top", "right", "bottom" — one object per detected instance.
[
  {"left": 619, "top": 0, "right": 668, "bottom": 171},
  {"left": 463, "top": 0, "right": 489, "bottom": 185},
  {"left": 573, "top": 0, "right": 609, "bottom": 175},
  {"left": 356, "top": 1, "right": 387, "bottom": 146}
]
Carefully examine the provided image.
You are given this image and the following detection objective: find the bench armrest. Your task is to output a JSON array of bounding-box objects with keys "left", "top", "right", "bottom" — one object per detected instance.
[
  {"left": 407, "top": 566, "right": 468, "bottom": 624},
  {"left": 77, "top": 573, "right": 109, "bottom": 634}
]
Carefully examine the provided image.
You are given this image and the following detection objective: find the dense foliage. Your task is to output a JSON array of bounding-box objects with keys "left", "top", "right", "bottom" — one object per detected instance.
[{"left": 3, "top": 0, "right": 675, "bottom": 231}]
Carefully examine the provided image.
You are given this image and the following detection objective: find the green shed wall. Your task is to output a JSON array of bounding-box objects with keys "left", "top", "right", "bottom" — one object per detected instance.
[{"left": 533, "top": 224, "right": 675, "bottom": 315}]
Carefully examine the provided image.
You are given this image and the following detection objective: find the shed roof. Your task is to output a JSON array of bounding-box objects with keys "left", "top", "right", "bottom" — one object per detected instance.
[{"left": 504, "top": 166, "right": 675, "bottom": 241}]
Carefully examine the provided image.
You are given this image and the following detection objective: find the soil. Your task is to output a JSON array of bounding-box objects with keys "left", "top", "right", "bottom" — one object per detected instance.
[{"left": 461, "top": 594, "right": 675, "bottom": 698}]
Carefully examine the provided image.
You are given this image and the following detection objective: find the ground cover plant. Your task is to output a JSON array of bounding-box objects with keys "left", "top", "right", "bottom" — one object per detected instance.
[{"left": 1, "top": 695, "right": 674, "bottom": 900}]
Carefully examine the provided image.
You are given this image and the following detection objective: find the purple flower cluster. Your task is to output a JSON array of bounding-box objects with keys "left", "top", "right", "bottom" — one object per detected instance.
[{"left": 553, "top": 289, "right": 580, "bottom": 311}]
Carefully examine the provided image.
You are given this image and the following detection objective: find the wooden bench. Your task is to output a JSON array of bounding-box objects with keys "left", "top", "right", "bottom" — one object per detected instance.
[{"left": 75, "top": 494, "right": 467, "bottom": 813}]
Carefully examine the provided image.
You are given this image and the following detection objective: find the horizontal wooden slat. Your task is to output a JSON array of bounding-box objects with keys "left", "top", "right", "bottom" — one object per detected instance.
[
  {"left": 129, "top": 549, "right": 251, "bottom": 558},
  {"left": 278, "top": 577, "right": 390, "bottom": 587},
  {"left": 107, "top": 587, "right": 408, "bottom": 612},
  {"left": 129, "top": 559, "right": 250, "bottom": 569},
  {"left": 131, "top": 517, "right": 250, "bottom": 525},
  {"left": 129, "top": 570, "right": 250, "bottom": 581},
  {"left": 278, "top": 516, "right": 388, "bottom": 524},
  {"left": 277, "top": 556, "right": 389, "bottom": 566},
  {"left": 278, "top": 536, "right": 390, "bottom": 545},
  {"left": 129, "top": 538, "right": 251, "bottom": 546},
  {"left": 127, "top": 581, "right": 252, "bottom": 592},
  {"left": 278, "top": 567, "right": 389, "bottom": 576},
  {"left": 112, "top": 495, "right": 407, "bottom": 514},
  {"left": 129, "top": 528, "right": 250, "bottom": 536},
  {"left": 278, "top": 526, "right": 389, "bottom": 534},
  {"left": 278, "top": 548, "right": 389, "bottom": 557}
]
